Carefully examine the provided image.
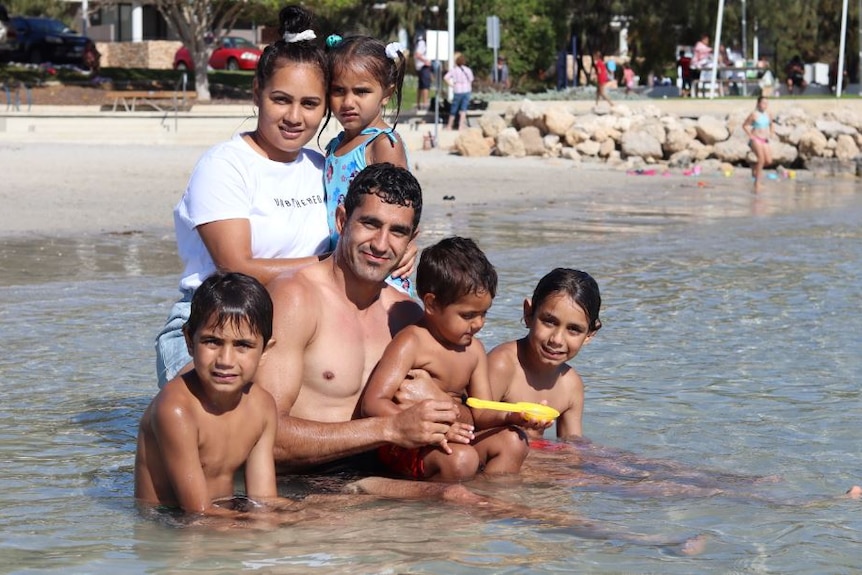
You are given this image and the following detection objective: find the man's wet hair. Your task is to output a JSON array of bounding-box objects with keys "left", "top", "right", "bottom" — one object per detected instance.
[
  {"left": 343, "top": 163, "right": 422, "bottom": 231},
  {"left": 185, "top": 272, "right": 274, "bottom": 347}
]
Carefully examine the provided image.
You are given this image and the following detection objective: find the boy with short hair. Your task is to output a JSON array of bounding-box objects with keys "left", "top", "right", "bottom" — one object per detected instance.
[
  {"left": 361, "top": 236, "right": 528, "bottom": 482},
  {"left": 135, "top": 271, "right": 279, "bottom": 515}
]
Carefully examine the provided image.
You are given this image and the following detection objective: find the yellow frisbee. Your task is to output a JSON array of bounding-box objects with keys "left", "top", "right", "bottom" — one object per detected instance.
[{"left": 465, "top": 398, "right": 560, "bottom": 422}]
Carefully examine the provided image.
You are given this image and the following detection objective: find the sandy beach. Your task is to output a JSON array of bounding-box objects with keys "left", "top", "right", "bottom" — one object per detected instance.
[
  {"left": 0, "top": 96, "right": 854, "bottom": 238},
  {"left": 0, "top": 138, "right": 827, "bottom": 239}
]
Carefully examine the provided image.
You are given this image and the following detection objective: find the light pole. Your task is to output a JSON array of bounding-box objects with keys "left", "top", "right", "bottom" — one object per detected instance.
[{"left": 741, "top": 0, "right": 747, "bottom": 62}]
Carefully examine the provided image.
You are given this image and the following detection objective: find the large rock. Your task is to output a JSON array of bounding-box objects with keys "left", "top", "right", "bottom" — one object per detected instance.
[
  {"left": 576, "top": 140, "right": 601, "bottom": 157},
  {"left": 663, "top": 129, "right": 693, "bottom": 155},
  {"left": 713, "top": 138, "right": 752, "bottom": 164},
  {"left": 815, "top": 119, "right": 858, "bottom": 139},
  {"left": 825, "top": 107, "right": 862, "bottom": 131},
  {"left": 633, "top": 118, "right": 666, "bottom": 144},
  {"left": 519, "top": 126, "right": 546, "bottom": 156},
  {"left": 771, "top": 141, "right": 798, "bottom": 165},
  {"left": 512, "top": 99, "right": 546, "bottom": 132},
  {"left": 797, "top": 129, "right": 828, "bottom": 158},
  {"left": 694, "top": 115, "right": 730, "bottom": 145},
  {"left": 543, "top": 106, "right": 576, "bottom": 136},
  {"left": 598, "top": 138, "right": 616, "bottom": 158},
  {"left": 477, "top": 112, "right": 508, "bottom": 139},
  {"left": 775, "top": 107, "right": 813, "bottom": 128},
  {"left": 454, "top": 128, "right": 491, "bottom": 157},
  {"left": 620, "top": 130, "right": 663, "bottom": 160},
  {"left": 834, "top": 134, "right": 860, "bottom": 161},
  {"left": 687, "top": 139, "right": 712, "bottom": 161},
  {"left": 563, "top": 125, "right": 590, "bottom": 147},
  {"left": 495, "top": 127, "right": 526, "bottom": 157}
]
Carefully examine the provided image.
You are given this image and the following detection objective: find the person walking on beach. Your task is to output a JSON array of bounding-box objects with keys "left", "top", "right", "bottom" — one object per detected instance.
[
  {"left": 362, "top": 237, "right": 529, "bottom": 481},
  {"left": 444, "top": 53, "right": 474, "bottom": 130},
  {"left": 592, "top": 50, "right": 612, "bottom": 106},
  {"left": 743, "top": 95, "right": 774, "bottom": 193},
  {"left": 413, "top": 31, "right": 432, "bottom": 110},
  {"left": 322, "top": 33, "right": 415, "bottom": 293}
]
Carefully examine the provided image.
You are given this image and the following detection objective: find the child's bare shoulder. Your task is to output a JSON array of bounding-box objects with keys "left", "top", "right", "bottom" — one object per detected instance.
[
  {"left": 147, "top": 378, "right": 202, "bottom": 428},
  {"left": 555, "top": 364, "right": 584, "bottom": 397},
  {"left": 487, "top": 340, "right": 519, "bottom": 371}
]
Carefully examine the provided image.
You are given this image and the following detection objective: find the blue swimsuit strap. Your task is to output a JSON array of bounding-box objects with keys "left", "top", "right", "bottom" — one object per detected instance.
[{"left": 360, "top": 126, "right": 398, "bottom": 146}]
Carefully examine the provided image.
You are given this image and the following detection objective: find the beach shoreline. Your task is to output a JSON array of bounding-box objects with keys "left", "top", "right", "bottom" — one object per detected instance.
[
  {"left": 0, "top": 96, "right": 856, "bottom": 238},
  {"left": 1, "top": 138, "right": 840, "bottom": 242}
]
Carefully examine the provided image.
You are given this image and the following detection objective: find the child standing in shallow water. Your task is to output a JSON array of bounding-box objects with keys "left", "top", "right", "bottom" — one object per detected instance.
[
  {"left": 485, "top": 268, "right": 602, "bottom": 440},
  {"left": 361, "top": 237, "right": 529, "bottom": 481},
  {"left": 136, "top": 272, "right": 279, "bottom": 515},
  {"left": 323, "top": 34, "right": 414, "bottom": 292}
]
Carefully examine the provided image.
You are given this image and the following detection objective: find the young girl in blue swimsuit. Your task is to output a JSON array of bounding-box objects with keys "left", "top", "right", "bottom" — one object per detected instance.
[
  {"left": 743, "top": 95, "right": 774, "bottom": 193},
  {"left": 323, "top": 34, "right": 414, "bottom": 293}
]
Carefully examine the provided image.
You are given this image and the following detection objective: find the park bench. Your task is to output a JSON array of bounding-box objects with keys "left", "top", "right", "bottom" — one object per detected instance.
[{"left": 104, "top": 89, "right": 196, "bottom": 112}]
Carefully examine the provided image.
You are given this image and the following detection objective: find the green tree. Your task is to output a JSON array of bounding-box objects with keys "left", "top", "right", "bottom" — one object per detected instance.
[{"left": 151, "top": 0, "right": 250, "bottom": 101}]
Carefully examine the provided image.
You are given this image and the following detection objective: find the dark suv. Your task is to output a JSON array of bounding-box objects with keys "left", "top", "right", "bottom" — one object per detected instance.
[{"left": 2, "top": 16, "right": 91, "bottom": 65}]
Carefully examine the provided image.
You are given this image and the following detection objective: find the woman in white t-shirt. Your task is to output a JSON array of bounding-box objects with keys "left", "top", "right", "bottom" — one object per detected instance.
[{"left": 155, "top": 6, "right": 332, "bottom": 387}]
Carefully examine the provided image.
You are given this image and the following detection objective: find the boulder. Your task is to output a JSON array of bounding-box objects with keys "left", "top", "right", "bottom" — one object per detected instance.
[
  {"left": 563, "top": 125, "right": 590, "bottom": 147},
  {"left": 512, "top": 99, "right": 546, "bottom": 132},
  {"left": 477, "top": 112, "right": 508, "bottom": 139},
  {"left": 825, "top": 107, "right": 862, "bottom": 131},
  {"left": 695, "top": 115, "right": 730, "bottom": 145},
  {"left": 771, "top": 141, "right": 798, "bottom": 165},
  {"left": 560, "top": 147, "right": 581, "bottom": 162},
  {"left": 713, "top": 138, "right": 752, "bottom": 164},
  {"left": 519, "top": 126, "right": 546, "bottom": 156},
  {"left": 598, "top": 138, "right": 616, "bottom": 158},
  {"left": 815, "top": 119, "right": 858, "bottom": 139},
  {"left": 454, "top": 128, "right": 491, "bottom": 157},
  {"left": 834, "top": 134, "right": 860, "bottom": 161},
  {"left": 797, "top": 129, "right": 828, "bottom": 158},
  {"left": 620, "top": 130, "right": 663, "bottom": 160},
  {"left": 663, "top": 129, "right": 693, "bottom": 155},
  {"left": 495, "top": 127, "right": 526, "bottom": 157},
  {"left": 543, "top": 105, "right": 576, "bottom": 136},
  {"left": 576, "top": 140, "right": 601, "bottom": 157}
]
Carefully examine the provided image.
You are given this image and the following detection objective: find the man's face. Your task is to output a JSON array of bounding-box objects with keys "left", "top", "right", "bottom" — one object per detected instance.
[{"left": 336, "top": 193, "right": 417, "bottom": 284}]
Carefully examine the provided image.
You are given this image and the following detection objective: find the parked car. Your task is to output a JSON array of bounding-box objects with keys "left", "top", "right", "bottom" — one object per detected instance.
[
  {"left": 1, "top": 16, "right": 92, "bottom": 66},
  {"left": 173, "top": 36, "right": 261, "bottom": 71},
  {"left": 0, "top": 4, "right": 14, "bottom": 59}
]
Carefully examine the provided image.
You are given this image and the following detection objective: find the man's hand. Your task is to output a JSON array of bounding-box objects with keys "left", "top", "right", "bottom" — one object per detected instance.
[
  {"left": 388, "top": 399, "right": 464, "bottom": 452},
  {"left": 395, "top": 369, "right": 451, "bottom": 406}
]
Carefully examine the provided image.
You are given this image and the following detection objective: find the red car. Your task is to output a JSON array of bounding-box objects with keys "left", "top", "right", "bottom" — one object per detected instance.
[{"left": 173, "top": 36, "right": 261, "bottom": 71}]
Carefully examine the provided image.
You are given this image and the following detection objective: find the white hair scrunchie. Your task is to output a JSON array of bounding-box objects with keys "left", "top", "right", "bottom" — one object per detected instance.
[
  {"left": 385, "top": 42, "right": 403, "bottom": 60},
  {"left": 284, "top": 29, "right": 316, "bottom": 43}
]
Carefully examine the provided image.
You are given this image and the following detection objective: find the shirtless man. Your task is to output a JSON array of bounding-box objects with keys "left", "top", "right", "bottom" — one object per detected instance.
[{"left": 256, "top": 163, "right": 465, "bottom": 472}]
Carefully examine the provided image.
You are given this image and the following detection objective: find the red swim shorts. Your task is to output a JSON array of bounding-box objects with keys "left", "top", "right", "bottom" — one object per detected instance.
[
  {"left": 377, "top": 444, "right": 433, "bottom": 479},
  {"left": 529, "top": 437, "right": 568, "bottom": 452}
]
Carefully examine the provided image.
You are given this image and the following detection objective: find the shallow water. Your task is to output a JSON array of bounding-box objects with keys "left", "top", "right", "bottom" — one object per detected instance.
[{"left": 1, "top": 176, "right": 861, "bottom": 573}]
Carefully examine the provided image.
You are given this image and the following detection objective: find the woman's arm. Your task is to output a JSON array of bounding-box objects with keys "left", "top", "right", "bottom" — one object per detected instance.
[{"left": 198, "top": 219, "right": 325, "bottom": 286}]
